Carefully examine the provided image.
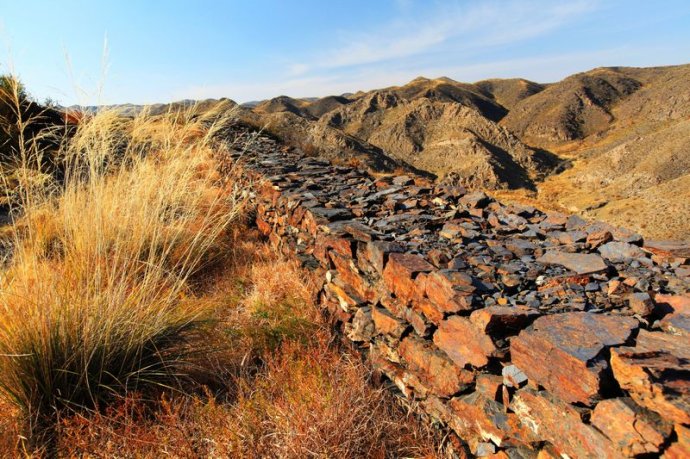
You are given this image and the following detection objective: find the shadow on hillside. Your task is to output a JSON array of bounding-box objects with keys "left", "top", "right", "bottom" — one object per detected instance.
[
  {"left": 533, "top": 147, "right": 573, "bottom": 180},
  {"left": 477, "top": 139, "right": 538, "bottom": 190},
  {"left": 473, "top": 141, "right": 571, "bottom": 191}
]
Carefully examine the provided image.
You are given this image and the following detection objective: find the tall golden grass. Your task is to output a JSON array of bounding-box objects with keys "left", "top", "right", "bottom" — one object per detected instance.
[{"left": 0, "top": 76, "right": 246, "bottom": 440}]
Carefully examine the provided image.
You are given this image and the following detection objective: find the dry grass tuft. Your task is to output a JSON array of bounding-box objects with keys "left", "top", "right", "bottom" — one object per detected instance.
[{"left": 0, "top": 89, "right": 247, "bottom": 443}]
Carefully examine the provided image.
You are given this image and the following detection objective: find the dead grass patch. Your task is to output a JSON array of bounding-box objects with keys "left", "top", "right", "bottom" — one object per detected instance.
[{"left": 1, "top": 231, "right": 445, "bottom": 457}]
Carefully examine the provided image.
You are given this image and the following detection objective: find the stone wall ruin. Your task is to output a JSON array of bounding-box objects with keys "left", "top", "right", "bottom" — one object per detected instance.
[{"left": 226, "top": 128, "right": 689, "bottom": 458}]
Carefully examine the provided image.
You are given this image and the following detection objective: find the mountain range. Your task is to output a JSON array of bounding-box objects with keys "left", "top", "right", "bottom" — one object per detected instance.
[
  {"left": 67, "top": 64, "right": 689, "bottom": 240},
  {"left": 235, "top": 64, "right": 690, "bottom": 240}
]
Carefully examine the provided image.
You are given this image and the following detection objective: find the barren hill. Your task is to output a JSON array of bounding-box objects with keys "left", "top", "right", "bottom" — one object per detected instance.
[
  {"left": 500, "top": 68, "right": 642, "bottom": 147},
  {"left": 243, "top": 77, "right": 558, "bottom": 190},
  {"left": 303, "top": 95, "right": 353, "bottom": 118},
  {"left": 501, "top": 64, "right": 690, "bottom": 150},
  {"left": 253, "top": 95, "right": 313, "bottom": 119},
  {"left": 474, "top": 78, "right": 546, "bottom": 110},
  {"left": 320, "top": 96, "right": 556, "bottom": 189},
  {"left": 500, "top": 64, "right": 690, "bottom": 239},
  {"left": 241, "top": 64, "right": 690, "bottom": 239}
]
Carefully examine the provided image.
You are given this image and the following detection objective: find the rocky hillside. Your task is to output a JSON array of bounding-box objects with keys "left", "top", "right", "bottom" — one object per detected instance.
[
  {"left": 319, "top": 96, "right": 555, "bottom": 189},
  {"left": 501, "top": 65, "right": 690, "bottom": 149},
  {"left": 503, "top": 64, "right": 690, "bottom": 239},
  {"left": 474, "top": 78, "right": 546, "bottom": 111},
  {"left": 500, "top": 68, "right": 642, "bottom": 147},
  {"left": 240, "top": 64, "right": 690, "bottom": 240},
  {"left": 239, "top": 108, "right": 408, "bottom": 173},
  {"left": 240, "top": 76, "right": 561, "bottom": 190}
]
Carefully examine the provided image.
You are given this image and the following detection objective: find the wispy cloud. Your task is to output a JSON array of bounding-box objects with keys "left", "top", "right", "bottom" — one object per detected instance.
[
  {"left": 176, "top": 0, "right": 686, "bottom": 103},
  {"left": 179, "top": 0, "right": 604, "bottom": 102},
  {"left": 294, "top": 1, "right": 597, "bottom": 73},
  {"left": 180, "top": 46, "right": 657, "bottom": 103}
]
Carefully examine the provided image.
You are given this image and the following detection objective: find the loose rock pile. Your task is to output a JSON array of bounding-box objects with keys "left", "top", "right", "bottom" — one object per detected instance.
[{"left": 224, "top": 126, "right": 690, "bottom": 458}]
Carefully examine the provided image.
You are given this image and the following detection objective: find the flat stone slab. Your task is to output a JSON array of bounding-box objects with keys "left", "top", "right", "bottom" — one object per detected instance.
[
  {"left": 591, "top": 397, "right": 672, "bottom": 456},
  {"left": 371, "top": 306, "right": 406, "bottom": 338},
  {"left": 644, "top": 240, "right": 690, "bottom": 258},
  {"left": 424, "top": 269, "right": 475, "bottom": 313},
  {"left": 598, "top": 241, "right": 646, "bottom": 262},
  {"left": 383, "top": 252, "right": 434, "bottom": 304},
  {"left": 510, "top": 389, "right": 618, "bottom": 458},
  {"left": 399, "top": 336, "right": 474, "bottom": 397},
  {"left": 610, "top": 330, "right": 690, "bottom": 425},
  {"left": 511, "top": 312, "right": 639, "bottom": 404},
  {"left": 448, "top": 391, "right": 539, "bottom": 449},
  {"left": 434, "top": 316, "right": 497, "bottom": 368},
  {"left": 537, "top": 251, "right": 608, "bottom": 274}
]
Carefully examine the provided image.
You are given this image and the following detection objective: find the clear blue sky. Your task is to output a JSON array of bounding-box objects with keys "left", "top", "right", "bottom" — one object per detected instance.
[{"left": 1, "top": 0, "right": 689, "bottom": 105}]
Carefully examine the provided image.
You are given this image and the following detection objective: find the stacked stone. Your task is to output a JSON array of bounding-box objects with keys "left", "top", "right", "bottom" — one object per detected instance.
[{"left": 225, "top": 127, "right": 690, "bottom": 458}]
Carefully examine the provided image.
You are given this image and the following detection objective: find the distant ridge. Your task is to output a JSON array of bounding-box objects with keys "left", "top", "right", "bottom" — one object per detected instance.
[{"left": 67, "top": 98, "right": 234, "bottom": 116}]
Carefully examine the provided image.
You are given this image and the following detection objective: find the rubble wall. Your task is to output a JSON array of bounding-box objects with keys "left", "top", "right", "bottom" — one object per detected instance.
[{"left": 229, "top": 131, "right": 690, "bottom": 458}]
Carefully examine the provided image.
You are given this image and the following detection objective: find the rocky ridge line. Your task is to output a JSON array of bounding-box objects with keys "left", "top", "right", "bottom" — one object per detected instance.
[{"left": 223, "top": 125, "right": 689, "bottom": 458}]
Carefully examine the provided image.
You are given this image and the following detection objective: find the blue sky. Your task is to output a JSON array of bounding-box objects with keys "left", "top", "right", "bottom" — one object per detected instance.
[{"left": 1, "top": 0, "right": 689, "bottom": 105}]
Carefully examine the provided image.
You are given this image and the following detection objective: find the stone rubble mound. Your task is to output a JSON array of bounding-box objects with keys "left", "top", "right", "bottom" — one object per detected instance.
[{"left": 225, "top": 126, "right": 690, "bottom": 458}]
